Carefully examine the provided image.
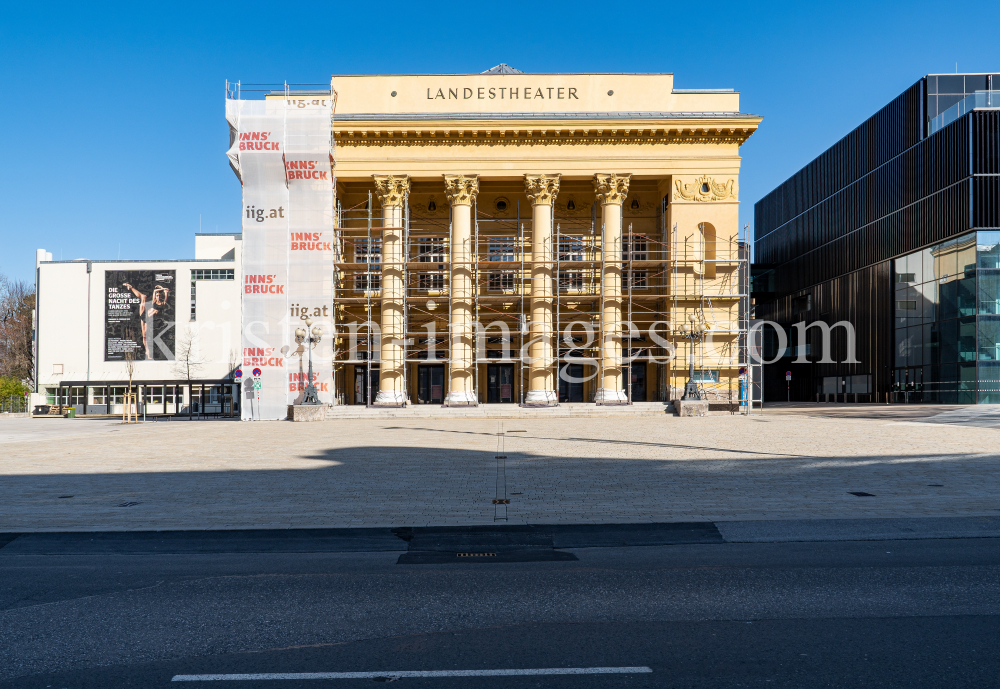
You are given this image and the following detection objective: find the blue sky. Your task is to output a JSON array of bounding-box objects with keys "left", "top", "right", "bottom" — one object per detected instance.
[{"left": 1, "top": 0, "right": 998, "bottom": 283}]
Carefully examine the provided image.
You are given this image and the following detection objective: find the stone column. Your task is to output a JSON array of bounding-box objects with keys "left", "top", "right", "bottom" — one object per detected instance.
[
  {"left": 594, "top": 173, "right": 631, "bottom": 404},
  {"left": 523, "top": 174, "right": 561, "bottom": 405},
  {"left": 443, "top": 174, "right": 479, "bottom": 406},
  {"left": 372, "top": 174, "right": 410, "bottom": 406}
]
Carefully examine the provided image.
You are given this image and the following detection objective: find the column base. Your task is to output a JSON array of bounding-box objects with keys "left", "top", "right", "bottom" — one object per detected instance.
[
  {"left": 594, "top": 388, "right": 628, "bottom": 405},
  {"left": 523, "top": 390, "right": 558, "bottom": 407},
  {"left": 444, "top": 391, "right": 478, "bottom": 407},
  {"left": 373, "top": 390, "right": 407, "bottom": 407}
]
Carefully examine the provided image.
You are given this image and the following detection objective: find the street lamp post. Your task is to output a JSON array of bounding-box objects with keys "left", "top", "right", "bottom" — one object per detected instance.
[
  {"left": 681, "top": 313, "right": 707, "bottom": 401},
  {"left": 295, "top": 317, "right": 323, "bottom": 406}
]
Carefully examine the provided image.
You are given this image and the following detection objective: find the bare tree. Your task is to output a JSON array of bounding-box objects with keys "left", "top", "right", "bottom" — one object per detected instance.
[
  {"left": 0, "top": 274, "right": 35, "bottom": 386},
  {"left": 122, "top": 328, "right": 137, "bottom": 423},
  {"left": 173, "top": 325, "right": 205, "bottom": 419},
  {"left": 227, "top": 347, "right": 240, "bottom": 380}
]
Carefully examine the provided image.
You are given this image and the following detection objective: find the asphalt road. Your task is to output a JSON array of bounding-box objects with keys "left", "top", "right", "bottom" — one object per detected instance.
[{"left": 1, "top": 524, "right": 999, "bottom": 688}]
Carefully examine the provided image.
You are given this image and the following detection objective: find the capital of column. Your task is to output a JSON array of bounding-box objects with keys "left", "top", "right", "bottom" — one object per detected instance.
[
  {"left": 372, "top": 174, "right": 411, "bottom": 208},
  {"left": 443, "top": 174, "right": 480, "bottom": 206},
  {"left": 524, "top": 174, "right": 561, "bottom": 206},
  {"left": 593, "top": 173, "right": 631, "bottom": 206}
]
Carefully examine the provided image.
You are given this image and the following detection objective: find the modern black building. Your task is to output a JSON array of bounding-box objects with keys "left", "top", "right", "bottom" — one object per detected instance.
[{"left": 753, "top": 73, "right": 1000, "bottom": 404}]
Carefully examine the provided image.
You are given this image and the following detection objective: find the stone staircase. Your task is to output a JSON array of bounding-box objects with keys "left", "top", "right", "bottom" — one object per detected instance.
[{"left": 324, "top": 401, "right": 676, "bottom": 420}]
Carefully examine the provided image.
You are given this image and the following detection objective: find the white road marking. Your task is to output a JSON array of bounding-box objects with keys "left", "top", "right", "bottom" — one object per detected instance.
[{"left": 172, "top": 666, "right": 653, "bottom": 681}]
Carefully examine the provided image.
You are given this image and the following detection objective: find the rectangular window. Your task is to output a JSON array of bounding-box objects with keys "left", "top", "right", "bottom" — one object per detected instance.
[
  {"left": 488, "top": 272, "right": 515, "bottom": 291},
  {"left": 89, "top": 387, "right": 106, "bottom": 405},
  {"left": 164, "top": 386, "right": 177, "bottom": 404},
  {"left": 355, "top": 272, "right": 381, "bottom": 293},
  {"left": 624, "top": 270, "right": 648, "bottom": 289},
  {"left": 355, "top": 239, "right": 382, "bottom": 293},
  {"left": 895, "top": 300, "right": 917, "bottom": 310},
  {"left": 417, "top": 272, "right": 445, "bottom": 292},
  {"left": 487, "top": 237, "right": 516, "bottom": 262},
  {"left": 191, "top": 268, "right": 235, "bottom": 320},
  {"left": 70, "top": 387, "right": 85, "bottom": 406},
  {"left": 895, "top": 273, "right": 915, "bottom": 283},
  {"left": 847, "top": 374, "right": 871, "bottom": 394},
  {"left": 692, "top": 371, "right": 719, "bottom": 383},
  {"left": 45, "top": 387, "right": 57, "bottom": 404},
  {"left": 355, "top": 238, "right": 381, "bottom": 264},
  {"left": 144, "top": 386, "right": 163, "bottom": 404},
  {"left": 558, "top": 236, "right": 584, "bottom": 261},
  {"left": 623, "top": 237, "right": 648, "bottom": 261},
  {"left": 417, "top": 238, "right": 445, "bottom": 263},
  {"left": 110, "top": 387, "right": 126, "bottom": 405},
  {"left": 558, "top": 271, "right": 583, "bottom": 291}
]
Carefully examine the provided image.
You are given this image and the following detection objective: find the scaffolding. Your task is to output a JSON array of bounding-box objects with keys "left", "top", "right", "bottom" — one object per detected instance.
[{"left": 330, "top": 192, "right": 752, "bottom": 413}]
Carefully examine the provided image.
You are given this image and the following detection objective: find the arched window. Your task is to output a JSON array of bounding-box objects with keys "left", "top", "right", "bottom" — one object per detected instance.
[{"left": 699, "top": 222, "right": 717, "bottom": 278}]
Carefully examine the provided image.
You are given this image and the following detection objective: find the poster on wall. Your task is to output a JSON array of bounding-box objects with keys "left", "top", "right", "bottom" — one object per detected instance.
[{"left": 104, "top": 270, "right": 176, "bottom": 361}]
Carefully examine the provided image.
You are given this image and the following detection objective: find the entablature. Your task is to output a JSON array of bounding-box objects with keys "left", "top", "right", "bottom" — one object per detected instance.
[{"left": 335, "top": 115, "right": 760, "bottom": 148}]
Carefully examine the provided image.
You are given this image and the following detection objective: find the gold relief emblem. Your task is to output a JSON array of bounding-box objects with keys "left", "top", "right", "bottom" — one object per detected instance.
[
  {"left": 626, "top": 198, "right": 656, "bottom": 216},
  {"left": 673, "top": 175, "right": 736, "bottom": 203},
  {"left": 422, "top": 196, "right": 442, "bottom": 215},
  {"left": 560, "top": 196, "right": 587, "bottom": 215}
]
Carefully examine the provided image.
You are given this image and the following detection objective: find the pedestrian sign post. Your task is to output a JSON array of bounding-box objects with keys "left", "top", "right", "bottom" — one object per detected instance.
[
  {"left": 785, "top": 370, "right": 791, "bottom": 402},
  {"left": 250, "top": 368, "right": 262, "bottom": 421}
]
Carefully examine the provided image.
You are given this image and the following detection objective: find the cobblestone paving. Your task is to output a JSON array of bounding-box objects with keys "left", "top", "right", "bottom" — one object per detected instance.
[{"left": 2, "top": 406, "right": 999, "bottom": 531}]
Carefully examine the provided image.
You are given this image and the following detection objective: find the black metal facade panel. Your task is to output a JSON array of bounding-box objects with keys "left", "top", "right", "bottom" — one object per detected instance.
[
  {"left": 755, "top": 81, "right": 923, "bottom": 239},
  {"left": 755, "top": 261, "right": 893, "bottom": 402},
  {"left": 767, "top": 179, "right": 970, "bottom": 296},
  {"left": 973, "top": 111, "right": 1000, "bottom": 229},
  {"left": 974, "top": 111, "right": 1000, "bottom": 175},
  {"left": 756, "top": 116, "right": 971, "bottom": 297},
  {"left": 975, "top": 176, "right": 1000, "bottom": 228}
]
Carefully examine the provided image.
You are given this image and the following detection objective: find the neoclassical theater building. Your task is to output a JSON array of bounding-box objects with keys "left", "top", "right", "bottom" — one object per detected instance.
[{"left": 293, "top": 66, "right": 760, "bottom": 406}]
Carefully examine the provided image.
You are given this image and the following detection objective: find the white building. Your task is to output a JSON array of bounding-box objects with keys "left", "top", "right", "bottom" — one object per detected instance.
[{"left": 33, "top": 233, "right": 243, "bottom": 416}]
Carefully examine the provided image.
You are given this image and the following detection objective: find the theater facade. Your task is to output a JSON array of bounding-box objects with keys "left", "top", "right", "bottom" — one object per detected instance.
[{"left": 300, "top": 66, "right": 761, "bottom": 408}]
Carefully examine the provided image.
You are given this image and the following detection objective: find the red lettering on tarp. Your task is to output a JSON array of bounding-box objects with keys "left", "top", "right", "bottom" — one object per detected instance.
[{"left": 244, "top": 275, "right": 284, "bottom": 294}]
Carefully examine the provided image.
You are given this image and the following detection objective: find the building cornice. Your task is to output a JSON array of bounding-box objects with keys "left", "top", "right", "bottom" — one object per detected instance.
[
  {"left": 334, "top": 111, "right": 757, "bottom": 121},
  {"left": 336, "top": 120, "right": 759, "bottom": 148}
]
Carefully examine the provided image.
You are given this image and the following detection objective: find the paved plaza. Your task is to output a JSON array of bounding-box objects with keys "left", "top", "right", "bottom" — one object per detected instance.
[{"left": 2, "top": 404, "right": 999, "bottom": 532}]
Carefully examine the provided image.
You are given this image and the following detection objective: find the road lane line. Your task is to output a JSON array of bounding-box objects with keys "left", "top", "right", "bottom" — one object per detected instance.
[{"left": 172, "top": 666, "right": 653, "bottom": 681}]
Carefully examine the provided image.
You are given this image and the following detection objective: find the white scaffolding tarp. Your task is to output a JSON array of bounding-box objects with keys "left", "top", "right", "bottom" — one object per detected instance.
[{"left": 225, "top": 97, "right": 334, "bottom": 420}]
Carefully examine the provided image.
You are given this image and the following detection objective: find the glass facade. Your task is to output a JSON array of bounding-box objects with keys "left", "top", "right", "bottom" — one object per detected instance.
[{"left": 893, "top": 231, "right": 1000, "bottom": 403}]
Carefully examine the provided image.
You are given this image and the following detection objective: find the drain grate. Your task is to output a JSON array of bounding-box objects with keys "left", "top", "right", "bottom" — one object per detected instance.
[
  {"left": 117, "top": 501, "right": 141, "bottom": 507},
  {"left": 492, "top": 498, "right": 510, "bottom": 505},
  {"left": 58, "top": 495, "right": 73, "bottom": 499},
  {"left": 457, "top": 552, "right": 496, "bottom": 557},
  {"left": 928, "top": 484, "right": 944, "bottom": 487},
  {"left": 848, "top": 492, "right": 875, "bottom": 497}
]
